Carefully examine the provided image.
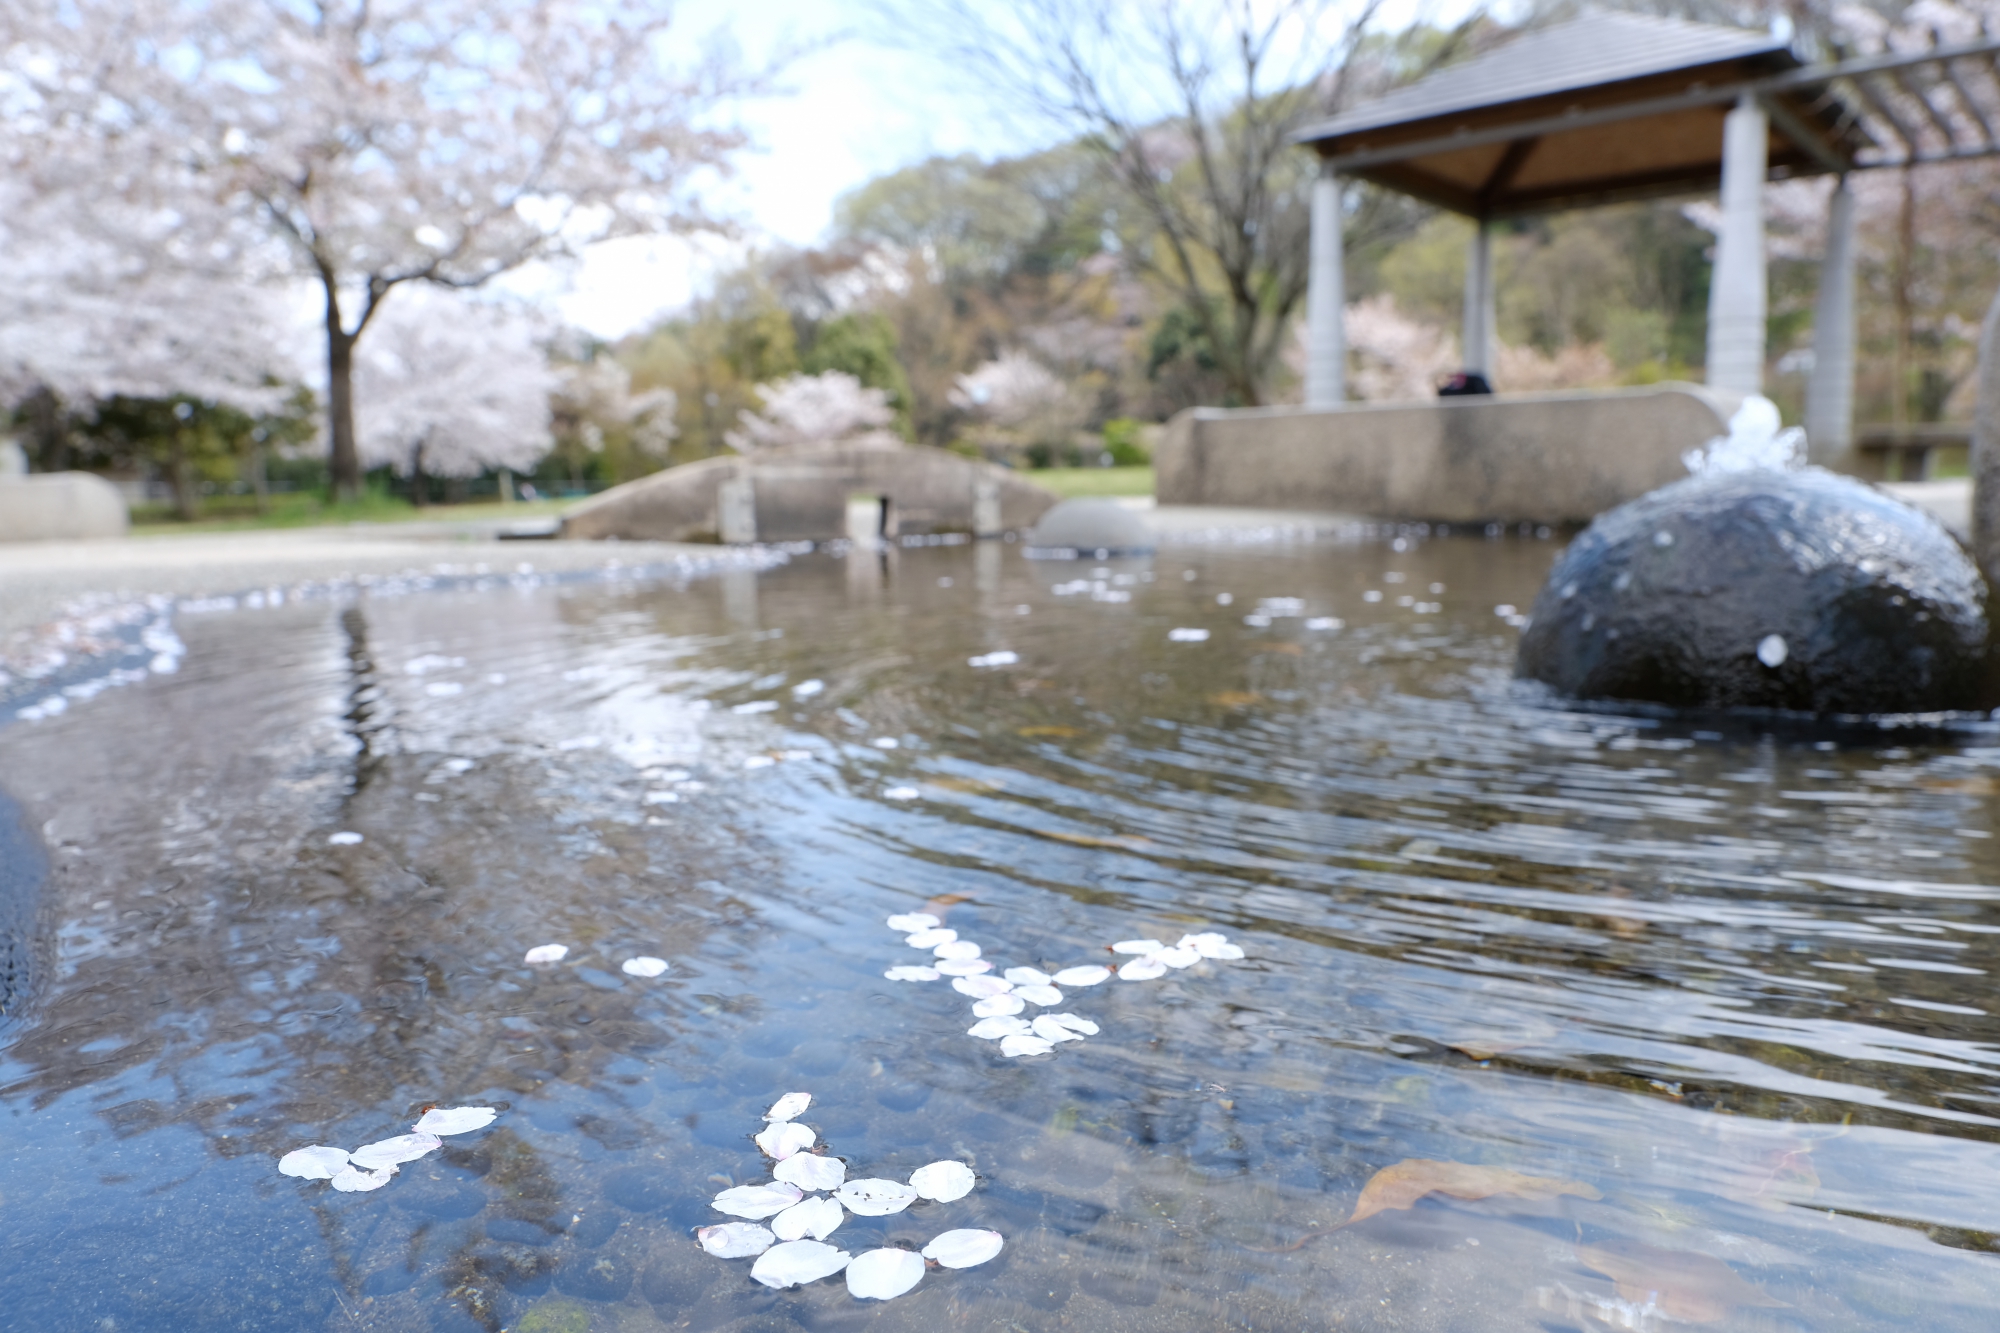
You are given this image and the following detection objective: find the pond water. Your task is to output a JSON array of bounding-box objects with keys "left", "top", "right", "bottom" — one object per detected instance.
[{"left": 5, "top": 532, "right": 2000, "bottom": 1332}]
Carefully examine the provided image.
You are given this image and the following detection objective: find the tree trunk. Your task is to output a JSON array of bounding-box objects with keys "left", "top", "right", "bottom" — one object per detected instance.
[
  {"left": 325, "top": 279, "right": 362, "bottom": 502},
  {"left": 409, "top": 438, "right": 427, "bottom": 507},
  {"left": 168, "top": 432, "right": 200, "bottom": 521},
  {"left": 25, "top": 387, "right": 67, "bottom": 472},
  {"left": 248, "top": 443, "right": 270, "bottom": 514}
]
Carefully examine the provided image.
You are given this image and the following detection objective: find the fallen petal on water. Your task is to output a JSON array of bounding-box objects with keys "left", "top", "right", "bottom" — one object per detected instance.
[
  {"left": 327, "top": 831, "right": 363, "bottom": 846},
  {"left": 1167, "top": 627, "right": 1210, "bottom": 642},
  {"left": 1051, "top": 965, "right": 1111, "bottom": 986},
  {"left": 712, "top": 1182, "right": 806, "bottom": 1219},
  {"left": 1000, "top": 1033, "right": 1056, "bottom": 1057},
  {"left": 413, "top": 1106, "right": 497, "bottom": 1135},
  {"left": 1111, "top": 939, "right": 1163, "bottom": 954},
  {"left": 905, "top": 928, "right": 956, "bottom": 948},
  {"left": 1003, "top": 966, "right": 1052, "bottom": 986},
  {"left": 836, "top": 1178, "right": 918, "bottom": 1216},
  {"left": 933, "top": 939, "right": 982, "bottom": 960},
  {"left": 697, "top": 1222, "right": 775, "bottom": 1258},
  {"left": 934, "top": 959, "right": 992, "bottom": 976},
  {"left": 883, "top": 786, "right": 921, "bottom": 801},
  {"left": 972, "top": 993, "right": 1025, "bottom": 1017},
  {"left": 846, "top": 1247, "right": 926, "bottom": 1300},
  {"left": 349, "top": 1133, "right": 444, "bottom": 1170},
  {"left": 278, "top": 1145, "right": 351, "bottom": 1180},
  {"left": 621, "top": 956, "right": 670, "bottom": 978},
  {"left": 765, "top": 1092, "right": 812, "bottom": 1122},
  {"left": 1031, "top": 1015, "right": 1085, "bottom": 1043},
  {"left": 952, "top": 975, "right": 1012, "bottom": 999},
  {"left": 1206, "top": 942, "right": 1245, "bottom": 959},
  {"left": 523, "top": 943, "right": 568, "bottom": 965},
  {"left": 751, "top": 1239, "right": 851, "bottom": 1288},
  {"left": 330, "top": 1164, "right": 396, "bottom": 1193},
  {"left": 1044, "top": 1012, "right": 1099, "bottom": 1036},
  {"left": 771, "top": 1194, "right": 845, "bottom": 1241},
  {"left": 1178, "top": 932, "right": 1243, "bottom": 959},
  {"left": 968, "top": 1015, "right": 1032, "bottom": 1039},
  {"left": 884, "top": 965, "right": 941, "bottom": 982},
  {"left": 774, "top": 1152, "right": 847, "bottom": 1192},
  {"left": 756, "top": 1121, "right": 816, "bottom": 1160},
  {"left": 1118, "top": 955, "right": 1169, "bottom": 981},
  {"left": 922, "top": 1228, "right": 1005, "bottom": 1269},
  {"left": 1154, "top": 946, "right": 1201, "bottom": 968},
  {"left": 885, "top": 913, "right": 940, "bottom": 932},
  {"left": 1013, "top": 983, "right": 1064, "bottom": 1006},
  {"left": 908, "top": 1160, "right": 976, "bottom": 1202}
]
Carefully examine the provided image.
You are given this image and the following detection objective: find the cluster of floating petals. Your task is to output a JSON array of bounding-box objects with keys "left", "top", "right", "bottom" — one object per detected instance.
[
  {"left": 1001, "top": 1033, "right": 1054, "bottom": 1057},
  {"left": 952, "top": 974, "right": 1011, "bottom": 998},
  {"left": 1119, "top": 955, "right": 1168, "bottom": 981},
  {"left": 837, "top": 1177, "right": 919, "bottom": 1216},
  {"left": 885, "top": 912, "right": 941, "bottom": 932},
  {"left": 621, "top": 956, "right": 669, "bottom": 978},
  {"left": 523, "top": 943, "right": 568, "bottom": 964},
  {"left": 848, "top": 1247, "right": 927, "bottom": 1300},
  {"left": 772, "top": 1194, "right": 845, "bottom": 1240},
  {"left": 279, "top": 1105, "right": 497, "bottom": 1197},
  {"left": 884, "top": 965, "right": 939, "bottom": 981},
  {"left": 774, "top": 1153, "right": 846, "bottom": 1192},
  {"left": 755, "top": 1121, "right": 816, "bottom": 1160}
]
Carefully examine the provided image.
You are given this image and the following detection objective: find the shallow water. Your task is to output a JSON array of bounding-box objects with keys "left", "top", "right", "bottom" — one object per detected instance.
[{"left": 5, "top": 534, "right": 2000, "bottom": 1332}]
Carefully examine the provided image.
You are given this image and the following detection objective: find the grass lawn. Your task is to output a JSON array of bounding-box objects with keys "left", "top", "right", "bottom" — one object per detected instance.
[
  {"left": 130, "top": 492, "right": 572, "bottom": 535},
  {"left": 1028, "top": 466, "right": 1154, "bottom": 499}
]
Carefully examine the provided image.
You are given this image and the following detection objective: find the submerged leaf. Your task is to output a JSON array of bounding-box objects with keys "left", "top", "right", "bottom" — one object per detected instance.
[
  {"left": 696, "top": 1222, "right": 775, "bottom": 1258},
  {"left": 712, "top": 1182, "right": 806, "bottom": 1219},
  {"left": 523, "top": 943, "right": 568, "bottom": 964},
  {"left": 885, "top": 912, "right": 941, "bottom": 932},
  {"left": 905, "top": 928, "right": 956, "bottom": 948},
  {"left": 922, "top": 1229, "right": 1004, "bottom": 1269},
  {"left": 935, "top": 959, "right": 993, "bottom": 976},
  {"left": 972, "top": 994, "right": 1026, "bottom": 1017},
  {"left": 774, "top": 1152, "right": 846, "bottom": 1192},
  {"left": 1111, "top": 939, "right": 1163, "bottom": 954},
  {"left": 765, "top": 1092, "right": 812, "bottom": 1122},
  {"left": 1000, "top": 1033, "right": 1055, "bottom": 1057},
  {"left": 1578, "top": 1240, "right": 1788, "bottom": 1323},
  {"left": 751, "top": 1239, "right": 851, "bottom": 1288},
  {"left": 1016, "top": 725, "right": 1080, "bottom": 738},
  {"left": 952, "top": 975, "right": 1012, "bottom": 999},
  {"left": 1047, "top": 831, "right": 1147, "bottom": 850},
  {"left": 278, "top": 1145, "right": 351, "bottom": 1180},
  {"left": 622, "top": 956, "right": 669, "bottom": 978},
  {"left": 771, "top": 1195, "right": 845, "bottom": 1242},
  {"left": 837, "top": 1178, "right": 918, "bottom": 1216},
  {"left": 1051, "top": 965, "right": 1111, "bottom": 987},
  {"left": 413, "top": 1106, "right": 497, "bottom": 1136},
  {"left": 968, "top": 1015, "right": 1032, "bottom": 1040},
  {"left": 884, "top": 965, "right": 941, "bottom": 982},
  {"left": 1031, "top": 1015, "right": 1085, "bottom": 1043},
  {"left": 934, "top": 939, "right": 983, "bottom": 961},
  {"left": 330, "top": 1164, "right": 396, "bottom": 1193},
  {"left": 1043, "top": 1012, "right": 1099, "bottom": 1036},
  {"left": 908, "top": 1160, "right": 976, "bottom": 1202},
  {"left": 349, "top": 1133, "right": 443, "bottom": 1170},
  {"left": 847, "top": 1247, "right": 926, "bottom": 1300},
  {"left": 756, "top": 1121, "right": 816, "bottom": 1160},
  {"left": 1013, "top": 983, "right": 1064, "bottom": 1005},
  {"left": 1003, "top": 966, "right": 1052, "bottom": 986},
  {"left": 1350, "top": 1160, "right": 1602, "bottom": 1225},
  {"left": 1118, "top": 956, "right": 1168, "bottom": 981}
]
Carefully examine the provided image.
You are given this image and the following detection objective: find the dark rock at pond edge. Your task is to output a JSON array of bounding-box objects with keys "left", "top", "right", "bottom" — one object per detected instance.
[
  {"left": 1516, "top": 467, "right": 1990, "bottom": 714},
  {"left": 603, "top": 1166, "right": 674, "bottom": 1213},
  {"left": 554, "top": 1251, "right": 633, "bottom": 1302}
]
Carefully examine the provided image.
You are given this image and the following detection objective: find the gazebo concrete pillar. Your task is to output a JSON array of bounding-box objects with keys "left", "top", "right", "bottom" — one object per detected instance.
[
  {"left": 1305, "top": 164, "right": 1346, "bottom": 407},
  {"left": 1705, "top": 96, "right": 1768, "bottom": 395},
  {"left": 1805, "top": 178, "right": 1857, "bottom": 464},
  {"left": 1462, "top": 219, "right": 1497, "bottom": 380}
]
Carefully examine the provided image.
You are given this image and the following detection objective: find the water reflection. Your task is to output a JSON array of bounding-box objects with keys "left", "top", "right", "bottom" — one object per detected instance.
[{"left": 3, "top": 534, "right": 2000, "bottom": 1330}]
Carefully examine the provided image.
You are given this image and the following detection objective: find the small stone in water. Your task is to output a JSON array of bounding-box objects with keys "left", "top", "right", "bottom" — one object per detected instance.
[
  {"left": 934, "top": 958, "right": 992, "bottom": 975},
  {"left": 836, "top": 1178, "right": 918, "bottom": 1216},
  {"left": 771, "top": 1194, "right": 845, "bottom": 1241},
  {"left": 1111, "top": 939, "right": 1162, "bottom": 954},
  {"left": 413, "top": 1106, "right": 498, "bottom": 1135},
  {"left": 846, "top": 1247, "right": 926, "bottom": 1300},
  {"left": 751, "top": 1239, "right": 851, "bottom": 1288},
  {"left": 622, "top": 956, "right": 669, "bottom": 977},
  {"left": 765, "top": 1092, "right": 812, "bottom": 1122},
  {"left": 349, "top": 1133, "right": 444, "bottom": 1170},
  {"left": 972, "top": 993, "right": 1025, "bottom": 1017},
  {"left": 327, "top": 831, "right": 363, "bottom": 846},
  {"left": 968, "top": 1015, "right": 1031, "bottom": 1039},
  {"left": 885, "top": 912, "right": 940, "bottom": 932},
  {"left": 278, "top": 1145, "right": 351, "bottom": 1180},
  {"left": 884, "top": 965, "right": 940, "bottom": 982},
  {"left": 922, "top": 1228, "right": 1005, "bottom": 1269},
  {"left": 1004, "top": 966, "right": 1052, "bottom": 986},
  {"left": 756, "top": 1121, "right": 816, "bottom": 1160},
  {"left": 933, "top": 939, "right": 982, "bottom": 960},
  {"left": 1000, "top": 1033, "right": 1055, "bottom": 1057},
  {"left": 697, "top": 1222, "right": 775, "bottom": 1258},
  {"left": 1013, "top": 983, "right": 1064, "bottom": 1005},
  {"left": 908, "top": 1160, "right": 976, "bottom": 1202},
  {"left": 774, "top": 1152, "right": 846, "bottom": 1192},
  {"left": 1118, "top": 955, "right": 1168, "bottom": 981},
  {"left": 713, "top": 1182, "right": 805, "bottom": 1219},
  {"left": 1051, "top": 965, "right": 1111, "bottom": 986},
  {"left": 905, "top": 928, "right": 956, "bottom": 948},
  {"left": 1031, "top": 1015, "right": 1085, "bottom": 1043},
  {"left": 523, "top": 943, "right": 568, "bottom": 964},
  {"left": 952, "top": 974, "right": 1012, "bottom": 999},
  {"left": 330, "top": 1164, "right": 396, "bottom": 1192}
]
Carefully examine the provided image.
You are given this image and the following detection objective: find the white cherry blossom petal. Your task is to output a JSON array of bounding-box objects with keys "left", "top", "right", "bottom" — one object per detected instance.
[
  {"left": 1154, "top": 946, "right": 1201, "bottom": 968},
  {"left": 697, "top": 1222, "right": 775, "bottom": 1258},
  {"left": 1118, "top": 955, "right": 1168, "bottom": 981},
  {"left": 1111, "top": 939, "right": 1163, "bottom": 954},
  {"left": 1032, "top": 1015, "right": 1086, "bottom": 1043},
  {"left": 330, "top": 1164, "right": 396, "bottom": 1192},
  {"left": 885, "top": 965, "right": 941, "bottom": 982},
  {"left": 327, "top": 831, "right": 363, "bottom": 846},
  {"left": 952, "top": 975, "right": 1012, "bottom": 999},
  {"left": 1051, "top": 965, "right": 1111, "bottom": 986},
  {"left": 523, "top": 943, "right": 568, "bottom": 965},
  {"left": 922, "top": 1228, "right": 1005, "bottom": 1269},
  {"left": 846, "top": 1247, "right": 926, "bottom": 1300},
  {"left": 1044, "top": 1013, "right": 1100, "bottom": 1036},
  {"left": 934, "top": 959, "right": 992, "bottom": 975},
  {"left": 751, "top": 1239, "right": 851, "bottom": 1288},
  {"left": 1000, "top": 1033, "right": 1055, "bottom": 1057},
  {"left": 908, "top": 1160, "right": 976, "bottom": 1202},
  {"left": 885, "top": 913, "right": 940, "bottom": 932},
  {"left": 933, "top": 939, "right": 982, "bottom": 960},
  {"left": 712, "top": 1182, "right": 805, "bottom": 1219},
  {"left": 621, "top": 956, "right": 669, "bottom": 977},
  {"left": 972, "top": 994, "right": 1025, "bottom": 1017},
  {"left": 1178, "top": 932, "right": 1244, "bottom": 959},
  {"left": 968, "top": 1015, "right": 1032, "bottom": 1039},
  {"left": 905, "top": 928, "right": 956, "bottom": 948},
  {"left": 756, "top": 1121, "right": 816, "bottom": 1160},
  {"left": 836, "top": 1178, "right": 918, "bottom": 1216},
  {"left": 413, "top": 1106, "right": 498, "bottom": 1135},
  {"left": 279, "top": 1145, "right": 351, "bottom": 1180},
  {"left": 765, "top": 1092, "right": 812, "bottom": 1122},
  {"left": 883, "top": 786, "right": 921, "bottom": 801},
  {"left": 770, "top": 1195, "right": 845, "bottom": 1241},
  {"left": 1003, "top": 966, "right": 1052, "bottom": 986},
  {"left": 774, "top": 1153, "right": 846, "bottom": 1192},
  {"left": 1013, "top": 984, "right": 1064, "bottom": 1005},
  {"left": 349, "top": 1133, "right": 443, "bottom": 1170}
]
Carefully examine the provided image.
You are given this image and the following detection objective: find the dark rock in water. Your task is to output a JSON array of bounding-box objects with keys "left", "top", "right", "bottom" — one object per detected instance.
[{"left": 1516, "top": 467, "right": 1988, "bottom": 714}]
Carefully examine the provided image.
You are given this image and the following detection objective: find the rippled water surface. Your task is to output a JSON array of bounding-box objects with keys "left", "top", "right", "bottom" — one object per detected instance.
[{"left": 7, "top": 534, "right": 2000, "bottom": 1332}]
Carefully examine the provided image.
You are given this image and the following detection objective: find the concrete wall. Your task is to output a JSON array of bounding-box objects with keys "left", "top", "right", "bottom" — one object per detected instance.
[
  {"left": 559, "top": 444, "right": 1059, "bottom": 543},
  {"left": 1157, "top": 384, "right": 1740, "bottom": 524},
  {"left": 0, "top": 473, "right": 130, "bottom": 542}
]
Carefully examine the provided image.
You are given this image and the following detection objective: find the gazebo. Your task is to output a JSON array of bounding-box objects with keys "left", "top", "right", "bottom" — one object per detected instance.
[{"left": 1293, "top": 10, "right": 2000, "bottom": 462}]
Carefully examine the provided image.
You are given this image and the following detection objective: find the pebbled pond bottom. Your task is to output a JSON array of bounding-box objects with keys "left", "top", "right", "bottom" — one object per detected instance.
[{"left": 5, "top": 534, "right": 2000, "bottom": 1331}]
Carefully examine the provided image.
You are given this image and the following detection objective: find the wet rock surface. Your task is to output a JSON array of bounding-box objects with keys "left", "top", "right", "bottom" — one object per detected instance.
[{"left": 1516, "top": 467, "right": 1990, "bottom": 714}]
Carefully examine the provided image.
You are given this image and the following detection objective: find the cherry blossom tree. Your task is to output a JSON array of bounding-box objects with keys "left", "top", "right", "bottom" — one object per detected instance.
[
  {"left": 949, "top": 352, "right": 1086, "bottom": 451},
  {"left": 8, "top": 0, "right": 753, "bottom": 497},
  {"left": 725, "top": 372, "right": 900, "bottom": 452}
]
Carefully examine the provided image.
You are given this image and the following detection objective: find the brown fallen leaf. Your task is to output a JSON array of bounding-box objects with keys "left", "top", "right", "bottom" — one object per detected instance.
[
  {"left": 1045, "top": 831, "right": 1151, "bottom": 850},
  {"left": 1578, "top": 1239, "right": 1787, "bottom": 1323},
  {"left": 1920, "top": 776, "right": 2000, "bottom": 795},
  {"left": 930, "top": 776, "right": 1002, "bottom": 794},
  {"left": 1206, "top": 690, "right": 1265, "bottom": 708},
  {"left": 1017, "top": 725, "right": 1081, "bottom": 738},
  {"left": 1349, "top": 1159, "right": 1602, "bottom": 1225},
  {"left": 921, "top": 892, "right": 977, "bottom": 921}
]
